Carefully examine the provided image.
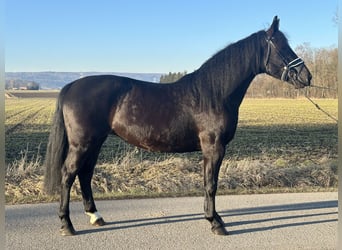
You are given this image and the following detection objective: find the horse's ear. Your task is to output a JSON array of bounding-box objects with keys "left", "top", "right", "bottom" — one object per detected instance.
[{"left": 266, "top": 16, "right": 280, "bottom": 38}]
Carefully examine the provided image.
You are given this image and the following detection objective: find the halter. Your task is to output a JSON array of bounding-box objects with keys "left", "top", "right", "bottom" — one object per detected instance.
[{"left": 265, "top": 38, "right": 305, "bottom": 82}]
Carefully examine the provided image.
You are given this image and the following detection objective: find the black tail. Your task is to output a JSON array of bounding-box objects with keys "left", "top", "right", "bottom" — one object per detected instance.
[{"left": 43, "top": 84, "right": 71, "bottom": 195}]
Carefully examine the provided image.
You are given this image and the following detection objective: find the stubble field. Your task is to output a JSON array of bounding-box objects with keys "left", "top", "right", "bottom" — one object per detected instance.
[{"left": 5, "top": 91, "right": 338, "bottom": 204}]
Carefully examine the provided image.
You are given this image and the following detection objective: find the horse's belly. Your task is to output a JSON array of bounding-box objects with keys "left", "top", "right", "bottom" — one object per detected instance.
[{"left": 113, "top": 123, "right": 200, "bottom": 153}]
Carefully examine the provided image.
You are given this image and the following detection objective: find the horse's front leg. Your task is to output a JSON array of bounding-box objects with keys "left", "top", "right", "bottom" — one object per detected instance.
[{"left": 200, "top": 133, "right": 228, "bottom": 235}]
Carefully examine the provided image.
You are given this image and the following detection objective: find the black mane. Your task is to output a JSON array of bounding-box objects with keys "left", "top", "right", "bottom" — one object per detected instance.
[
  {"left": 199, "top": 30, "right": 267, "bottom": 74},
  {"left": 180, "top": 30, "right": 268, "bottom": 110}
]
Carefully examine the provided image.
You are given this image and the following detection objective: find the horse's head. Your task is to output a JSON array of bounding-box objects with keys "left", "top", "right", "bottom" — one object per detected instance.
[{"left": 264, "top": 16, "right": 312, "bottom": 88}]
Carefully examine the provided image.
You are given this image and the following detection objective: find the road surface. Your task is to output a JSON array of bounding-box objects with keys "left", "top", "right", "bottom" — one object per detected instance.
[{"left": 5, "top": 192, "right": 337, "bottom": 250}]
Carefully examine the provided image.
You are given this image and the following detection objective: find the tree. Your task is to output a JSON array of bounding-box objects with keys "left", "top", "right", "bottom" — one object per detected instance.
[{"left": 159, "top": 71, "right": 187, "bottom": 83}]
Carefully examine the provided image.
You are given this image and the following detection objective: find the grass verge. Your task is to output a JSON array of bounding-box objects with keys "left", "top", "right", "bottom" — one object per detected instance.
[{"left": 5, "top": 148, "right": 337, "bottom": 205}]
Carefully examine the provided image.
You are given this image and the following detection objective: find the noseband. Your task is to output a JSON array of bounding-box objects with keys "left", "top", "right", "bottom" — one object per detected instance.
[{"left": 265, "top": 38, "right": 305, "bottom": 82}]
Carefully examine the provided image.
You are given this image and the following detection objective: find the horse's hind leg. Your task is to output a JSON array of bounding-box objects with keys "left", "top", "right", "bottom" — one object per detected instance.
[
  {"left": 59, "top": 144, "right": 87, "bottom": 236},
  {"left": 78, "top": 140, "right": 106, "bottom": 227},
  {"left": 79, "top": 171, "right": 106, "bottom": 226},
  {"left": 79, "top": 169, "right": 105, "bottom": 226}
]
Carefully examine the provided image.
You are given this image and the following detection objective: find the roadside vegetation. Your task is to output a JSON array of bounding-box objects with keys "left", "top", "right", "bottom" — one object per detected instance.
[{"left": 5, "top": 92, "right": 338, "bottom": 204}]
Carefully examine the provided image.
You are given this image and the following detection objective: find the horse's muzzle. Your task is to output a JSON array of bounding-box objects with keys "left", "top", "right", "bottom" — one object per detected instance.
[{"left": 284, "top": 62, "right": 312, "bottom": 88}]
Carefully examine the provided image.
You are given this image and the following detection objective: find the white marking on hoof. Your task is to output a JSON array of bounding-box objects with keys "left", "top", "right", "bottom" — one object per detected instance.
[{"left": 85, "top": 211, "right": 103, "bottom": 225}]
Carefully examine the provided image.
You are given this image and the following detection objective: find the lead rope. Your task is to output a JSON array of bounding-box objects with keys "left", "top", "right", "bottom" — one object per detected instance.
[
  {"left": 309, "top": 84, "right": 337, "bottom": 91},
  {"left": 304, "top": 87, "right": 338, "bottom": 123}
]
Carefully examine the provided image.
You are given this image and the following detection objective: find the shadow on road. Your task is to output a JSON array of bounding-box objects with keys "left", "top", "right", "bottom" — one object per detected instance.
[
  {"left": 222, "top": 200, "right": 338, "bottom": 235},
  {"left": 76, "top": 200, "right": 337, "bottom": 236}
]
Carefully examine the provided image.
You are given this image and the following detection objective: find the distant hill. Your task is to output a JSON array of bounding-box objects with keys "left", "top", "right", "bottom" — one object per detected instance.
[{"left": 5, "top": 72, "right": 163, "bottom": 90}]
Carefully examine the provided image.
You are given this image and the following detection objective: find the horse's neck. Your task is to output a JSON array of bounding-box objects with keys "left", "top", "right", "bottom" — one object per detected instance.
[
  {"left": 226, "top": 74, "right": 256, "bottom": 110},
  {"left": 220, "top": 37, "right": 265, "bottom": 108}
]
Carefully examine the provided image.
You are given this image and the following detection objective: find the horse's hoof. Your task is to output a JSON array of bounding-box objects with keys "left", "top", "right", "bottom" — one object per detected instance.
[
  {"left": 92, "top": 217, "right": 106, "bottom": 227},
  {"left": 212, "top": 226, "right": 229, "bottom": 236},
  {"left": 60, "top": 226, "right": 77, "bottom": 236}
]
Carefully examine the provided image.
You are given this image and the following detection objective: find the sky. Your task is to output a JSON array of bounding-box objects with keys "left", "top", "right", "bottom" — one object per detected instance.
[{"left": 5, "top": 0, "right": 338, "bottom": 73}]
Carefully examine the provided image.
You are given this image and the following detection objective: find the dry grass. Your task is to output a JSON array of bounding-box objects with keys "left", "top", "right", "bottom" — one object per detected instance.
[
  {"left": 5, "top": 147, "right": 337, "bottom": 204},
  {"left": 5, "top": 148, "right": 47, "bottom": 203}
]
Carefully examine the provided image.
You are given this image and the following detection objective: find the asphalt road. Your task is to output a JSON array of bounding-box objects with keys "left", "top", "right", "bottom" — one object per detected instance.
[{"left": 5, "top": 192, "right": 337, "bottom": 250}]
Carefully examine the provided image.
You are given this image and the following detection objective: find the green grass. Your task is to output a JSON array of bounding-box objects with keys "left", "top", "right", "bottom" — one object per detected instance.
[{"left": 5, "top": 96, "right": 338, "bottom": 204}]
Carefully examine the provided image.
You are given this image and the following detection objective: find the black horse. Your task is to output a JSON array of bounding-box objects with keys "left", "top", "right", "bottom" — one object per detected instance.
[{"left": 44, "top": 16, "right": 311, "bottom": 236}]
